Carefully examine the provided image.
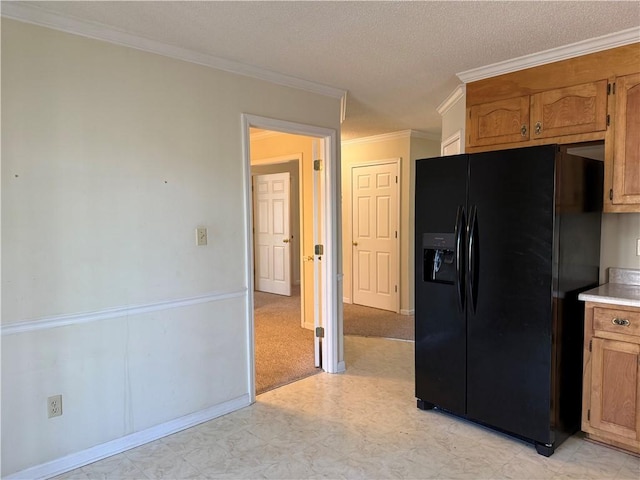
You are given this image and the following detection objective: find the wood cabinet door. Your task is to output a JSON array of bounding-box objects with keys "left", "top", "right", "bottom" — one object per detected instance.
[
  {"left": 530, "top": 80, "right": 608, "bottom": 139},
  {"left": 468, "top": 96, "right": 529, "bottom": 147},
  {"left": 590, "top": 337, "right": 640, "bottom": 442},
  {"left": 612, "top": 73, "right": 640, "bottom": 206}
]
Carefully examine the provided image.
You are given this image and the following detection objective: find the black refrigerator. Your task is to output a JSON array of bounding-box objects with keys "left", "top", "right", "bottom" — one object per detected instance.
[{"left": 414, "top": 144, "right": 602, "bottom": 456}]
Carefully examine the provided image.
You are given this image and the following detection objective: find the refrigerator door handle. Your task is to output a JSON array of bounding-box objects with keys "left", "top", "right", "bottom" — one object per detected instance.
[
  {"left": 467, "top": 205, "right": 479, "bottom": 313},
  {"left": 455, "top": 205, "right": 466, "bottom": 312}
]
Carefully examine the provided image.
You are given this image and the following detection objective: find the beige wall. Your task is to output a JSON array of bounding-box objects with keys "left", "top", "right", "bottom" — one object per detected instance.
[
  {"left": 600, "top": 213, "right": 640, "bottom": 282},
  {"left": 409, "top": 137, "right": 441, "bottom": 310},
  {"left": 341, "top": 133, "right": 439, "bottom": 314},
  {"left": 1, "top": 19, "right": 341, "bottom": 476}
]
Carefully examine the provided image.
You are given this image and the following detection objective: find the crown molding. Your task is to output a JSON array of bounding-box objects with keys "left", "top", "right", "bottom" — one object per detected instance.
[
  {"left": 458, "top": 27, "right": 640, "bottom": 83},
  {"left": 1, "top": 2, "right": 347, "bottom": 101},
  {"left": 342, "top": 129, "right": 439, "bottom": 146},
  {"left": 437, "top": 84, "right": 466, "bottom": 116}
]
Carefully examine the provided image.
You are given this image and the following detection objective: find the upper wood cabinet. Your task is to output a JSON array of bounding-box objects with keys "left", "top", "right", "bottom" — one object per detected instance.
[
  {"left": 530, "top": 80, "right": 608, "bottom": 139},
  {"left": 465, "top": 43, "right": 640, "bottom": 212},
  {"left": 468, "top": 80, "right": 608, "bottom": 148},
  {"left": 612, "top": 73, "right": 640, "bottom": 207},
  {"left": 469, "top": 96, "right": 529, "bottom": 146}
]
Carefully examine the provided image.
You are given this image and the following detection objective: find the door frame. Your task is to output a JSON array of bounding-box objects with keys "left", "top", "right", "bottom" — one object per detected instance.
[
  {"left": 251, "top": 154, "right": 306, "bottom": 326},
  {"left": 349, "top": 158, "right": 401, "bottom": 313},
  {"left": 241, "top": 114, "right": 343, "bottom": 404}
]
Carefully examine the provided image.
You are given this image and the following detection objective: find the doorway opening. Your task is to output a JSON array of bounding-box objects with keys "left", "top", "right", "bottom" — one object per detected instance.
[
  {"left": 250, "top": 153, "right": 313, "bottom": 394},
  {"left": 242, "top": 114, "right": 343, "bottom": 404}
]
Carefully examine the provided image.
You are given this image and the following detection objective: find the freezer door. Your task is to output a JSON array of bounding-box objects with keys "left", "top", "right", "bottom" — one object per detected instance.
[
  {"left": 414, "top": 154, "right": 468, "bottom": 415},
  {"left": 466, "top": 145, "right": 556, "bottom": 444}
]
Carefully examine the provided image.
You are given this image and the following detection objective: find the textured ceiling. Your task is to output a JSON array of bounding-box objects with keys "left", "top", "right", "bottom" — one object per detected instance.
[{"left": 8, "top": 1, "right": 640, "bottom": 140}]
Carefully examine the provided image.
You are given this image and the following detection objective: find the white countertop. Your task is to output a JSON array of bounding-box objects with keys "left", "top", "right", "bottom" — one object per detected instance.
[{"left": 578, "top": 282, "right": 640, "bottom": 308}]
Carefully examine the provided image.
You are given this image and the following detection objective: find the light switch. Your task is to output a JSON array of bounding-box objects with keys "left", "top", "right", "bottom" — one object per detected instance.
[
  {"left": 196, "top": 227, "right": 208, "bottom": 246},
  {"left": 637, "top": 238, "right": 640, "bottom": 256}
]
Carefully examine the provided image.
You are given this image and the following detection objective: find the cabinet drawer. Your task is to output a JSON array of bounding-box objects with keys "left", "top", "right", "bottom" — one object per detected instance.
[{"left": 594, "top": 307, "right": 640, "bottom": 337}]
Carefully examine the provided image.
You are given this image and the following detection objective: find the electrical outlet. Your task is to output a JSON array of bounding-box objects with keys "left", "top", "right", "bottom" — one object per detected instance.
[
  {"left": 48, "top": 394, "right": 63, "bottom": 418},
  {"left": 637, "top": 238, "right": 640, "bottom": 256}
]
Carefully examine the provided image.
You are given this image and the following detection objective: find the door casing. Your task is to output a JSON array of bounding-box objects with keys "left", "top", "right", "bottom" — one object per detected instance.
[{"left": 241, "top": 114, "right": 343, "bottom": 404}]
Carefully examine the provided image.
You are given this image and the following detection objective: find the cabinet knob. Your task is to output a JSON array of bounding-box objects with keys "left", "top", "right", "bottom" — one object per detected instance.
[
  {"left": 535, "top": 121, "right": 542, "bottom": 135},
  {"left": 521, "top": 124, "right": 527, "bottom": 137},
  {"left": 612, "top": 317, "right": 630, "bottom": 326}
]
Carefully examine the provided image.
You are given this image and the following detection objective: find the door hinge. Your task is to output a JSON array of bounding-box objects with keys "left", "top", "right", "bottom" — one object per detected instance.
[
  {"left": 607, "top": 83, "right": 611, "bottom": 95},
  {"left": 314, "top": 244, "right": 324, "bottom": 255},
  {"left": 589, "top": 339, "right": 592, "bottom": 352},
  {"left": 315, "top": 326, "right": 325, "bottom": 338},
  {"left": 587, "top": 409, "right": 590, "bottom": 421},
  {"left": 609, "top": 189, "right": 613, "bottom": 201},
  {"left": 606, "top": 114, "right": 610, "bottom": 126},
  {"left": 396, "top": 176, "right": 398, "bottom": 184},
  {"left": 395, "top": 285, "right": 398, "bottom": 293},
  {"left": 313, "top": 159, "right": 323, "bottom": 171},
  {"left": 613, "top": 82, "right": 616, "bottom": 94}
]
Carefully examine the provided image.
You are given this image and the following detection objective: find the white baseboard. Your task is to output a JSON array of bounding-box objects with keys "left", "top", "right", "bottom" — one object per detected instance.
[
  {"left": 5, "top": 394, "right": 251, "bottom": 480},
  {"left": 336, "top": 361, "right": 346, "bottom": 373},
  {"left": 400, "top": 308, "right": 415, "bottom": 315},
  {"left": 343, "top": 297, "right": 351, "bottom": 304}
]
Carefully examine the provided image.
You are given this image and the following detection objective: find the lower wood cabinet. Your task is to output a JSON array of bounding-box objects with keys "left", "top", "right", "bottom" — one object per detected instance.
[{"left": 582, "top": 302, "right": 640, "bottom": 454}]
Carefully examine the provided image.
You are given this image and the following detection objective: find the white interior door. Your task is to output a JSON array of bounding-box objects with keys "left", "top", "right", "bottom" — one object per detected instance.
[
  {"left": 253, "top": 172, "right": 291, "bottom": 296},
  {"left": 351, "top": 162, "right": 399, "bottom": 312}
]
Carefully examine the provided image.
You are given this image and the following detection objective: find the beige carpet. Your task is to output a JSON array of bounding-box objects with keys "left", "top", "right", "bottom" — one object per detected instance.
[
  {"left": 343, "top": 302, "right": 414, "bottom": 341},
  {"left": 254, "top": 287, "right": 319, "bottom": 395},
  {"left": 254, "top": 289, "right": 414, "bottom": 395}
]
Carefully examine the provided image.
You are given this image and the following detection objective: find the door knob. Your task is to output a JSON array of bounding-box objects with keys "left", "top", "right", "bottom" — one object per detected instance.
[
  {"left": 352, "top": 241, "right": 358, "bottom": 246},
  {"left": 283, "top": 239, "right": 290, "bottom": 243}
]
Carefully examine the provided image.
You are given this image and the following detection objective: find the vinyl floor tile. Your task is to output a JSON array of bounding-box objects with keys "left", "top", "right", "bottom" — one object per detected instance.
[{"left": 55, "top": 335, "right": 630, "bottom": 480}]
